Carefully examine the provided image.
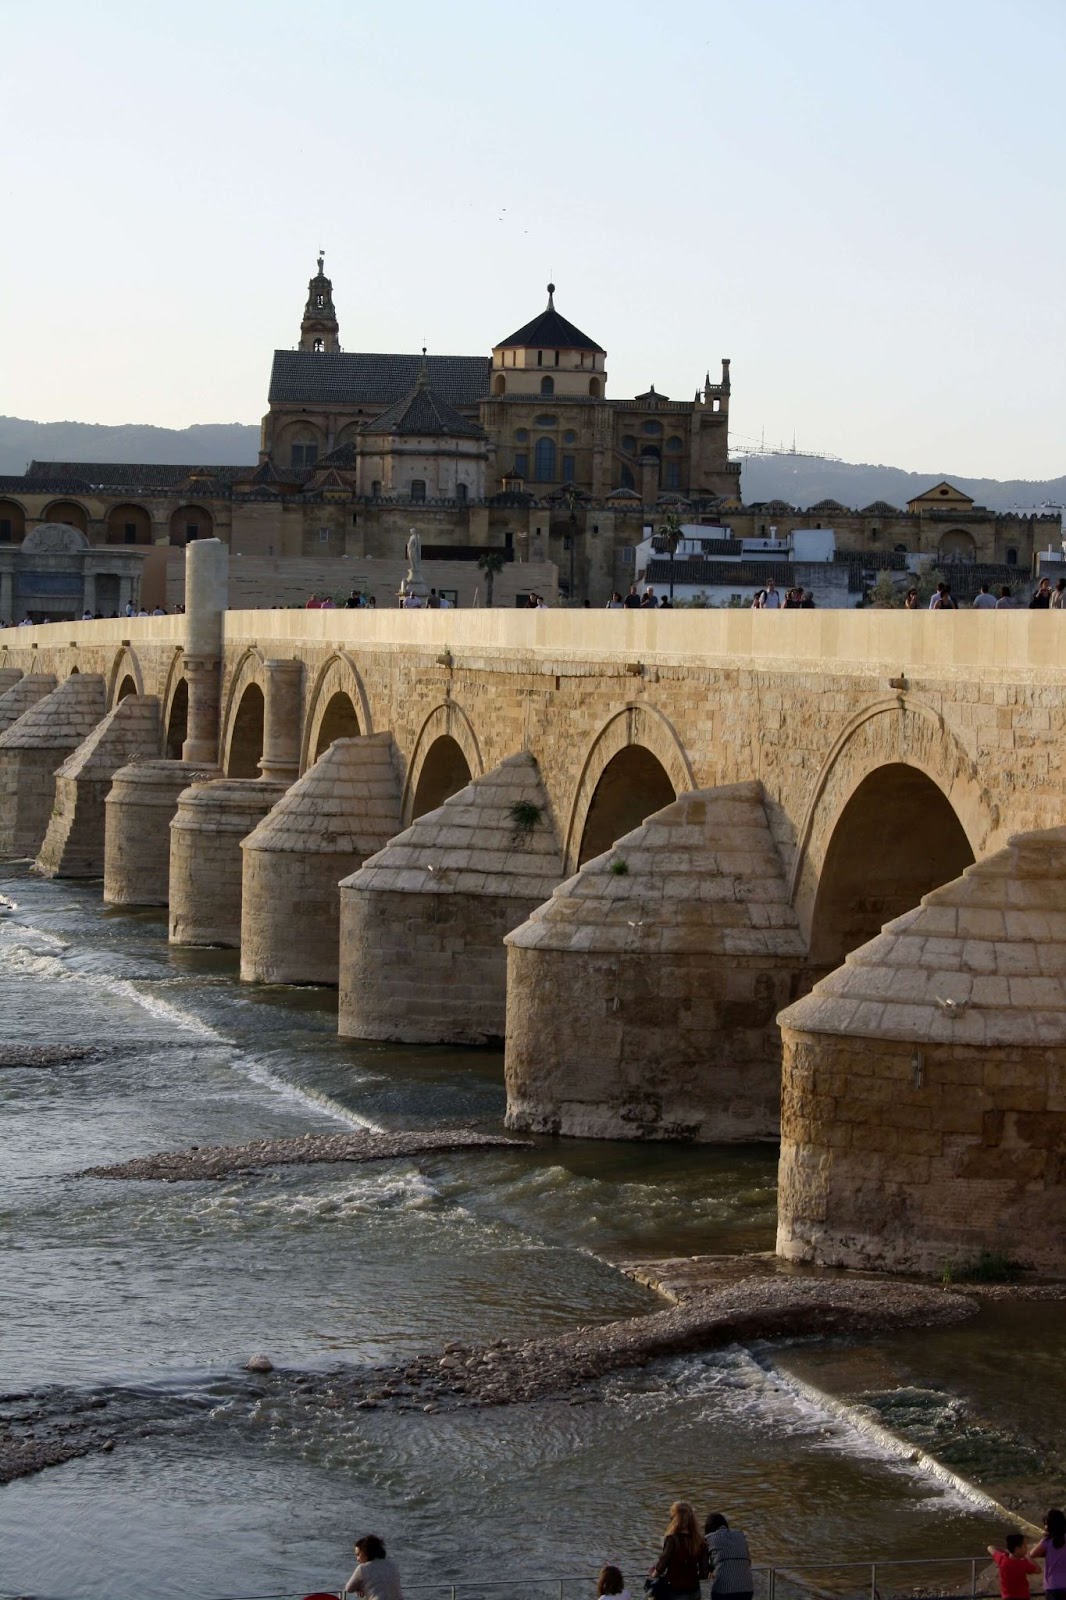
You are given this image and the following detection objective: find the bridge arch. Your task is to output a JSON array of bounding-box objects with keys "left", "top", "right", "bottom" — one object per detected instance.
[
  {"left": 301, "top": 652, "right": 373, "bottom": 771},
  {"left": 160, "top": 650, "right": 188, "bottom": 759},
  {"left": 220, "top": 647, "right": 267, "bottom": 778},
  {"left": 565, "top": 702, "right": 695, "bottom": 873},
  {"left": 401, "top": 701, "right": 483, "bottom": 823},
  {"left": 792, "top": 696, "right": 999, "bottom": 964},
  {"left": 107, "top": 644, "right": 144, "bottom": 708}
]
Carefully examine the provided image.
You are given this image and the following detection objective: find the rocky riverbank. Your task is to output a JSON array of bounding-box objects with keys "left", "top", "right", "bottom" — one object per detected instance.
[
  {"left": 286, "top": 1273, "right": 979, "bottom": 1413},
  {"left": 79, "top": 1128, "right": 531, "bottom": 1181}
]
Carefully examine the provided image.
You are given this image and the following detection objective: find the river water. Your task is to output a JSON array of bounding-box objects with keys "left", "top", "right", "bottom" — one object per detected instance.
[{"left": 0, "top": 867, "right": 1061, "bottom": 1600}]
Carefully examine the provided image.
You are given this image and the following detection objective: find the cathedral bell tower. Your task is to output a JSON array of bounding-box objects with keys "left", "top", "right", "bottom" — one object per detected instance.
[{"left": 299, "top": 252, "right": 340, "bottom": 353}]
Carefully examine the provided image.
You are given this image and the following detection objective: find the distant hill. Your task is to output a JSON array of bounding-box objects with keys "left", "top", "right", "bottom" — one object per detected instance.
[
  {"left": 1, "top": 416, "right": 1061, "bottom": 515},
  {"left": 739, "top": 453, "right": 1066, "bottom": 515},
  {"left": 0, "top": 418, "right": 260, "bottom": 477}
]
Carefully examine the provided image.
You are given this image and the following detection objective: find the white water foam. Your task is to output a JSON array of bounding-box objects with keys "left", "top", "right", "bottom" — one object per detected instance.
[{"left": 0, "top": 918, "right": 384, "bottom": 1133}]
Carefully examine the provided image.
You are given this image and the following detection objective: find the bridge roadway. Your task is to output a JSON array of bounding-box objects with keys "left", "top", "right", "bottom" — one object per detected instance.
[{"left": 0, "top": 575, "right": 1063, "bottom": 1275}]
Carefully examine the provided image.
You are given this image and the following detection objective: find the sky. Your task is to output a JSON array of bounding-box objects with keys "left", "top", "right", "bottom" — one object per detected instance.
[{"left": 2, "top": 0, "right": 1064, "bottom": 478}]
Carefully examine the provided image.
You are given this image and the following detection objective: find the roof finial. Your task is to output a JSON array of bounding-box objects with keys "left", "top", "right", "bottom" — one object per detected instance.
[
  {"left": 417, "top": 345, "right": 429, "bottom": 386},
  {"left": 317, "top": 249, "right": 325, "bottom": 275},
  {"left": 546, "top": 281, "right": 556, "bottom": 309}
]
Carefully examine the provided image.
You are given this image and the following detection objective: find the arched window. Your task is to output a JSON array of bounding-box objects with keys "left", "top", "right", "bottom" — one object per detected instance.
[
  {"left": 457, "top": 482, "right": 468, "bottom": 504},
  {"left": 313, "top": 338, "right": 324, "bottom": 353},
  {"left": 666, "top": 436, "right": 683, "bottom": 452},
  {"left": 540, "top": 375, "right": 555, "bottom": 396},
  {"left": 493, "top": 374, "right": 506, "bottom": 396},
  {"left": 894, "top": 543, "right": 907, "bottom": 553},
  {"left": 410, "top": 480, "right": 427, "bottom": 503},
  {"left": 589, "top": 378, "right": 601, "bottom": 397},
  {"left": 316, "top": 293, "right": 324, "bottom": 308},
  {"left": 1006, "top": 547, "right": 1018, "bottom": 566},
  {"left": 534, "top": 437, "right": 556, "bottom": 483}
]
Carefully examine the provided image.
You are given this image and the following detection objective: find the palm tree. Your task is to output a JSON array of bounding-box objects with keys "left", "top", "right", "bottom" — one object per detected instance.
[
  {"left": 654, "top": 512, "right": 683, "bottom": 600},
  {"left": 476, "top": 549, "right": 506, "bottom": 607}
]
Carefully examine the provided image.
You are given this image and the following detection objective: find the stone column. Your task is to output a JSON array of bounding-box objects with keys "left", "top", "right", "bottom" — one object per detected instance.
[
  {"left": 0, "top": 569, "right": 13, "bottom": 623},
  {"left": 182, "top": 538, "right": 229, "bottom": 766},
  {"left": 81, "top": 570, "right": 96, "bottom": 616},
  {"left": 258, "top": 658, "right": 303, "bottom": 782}
]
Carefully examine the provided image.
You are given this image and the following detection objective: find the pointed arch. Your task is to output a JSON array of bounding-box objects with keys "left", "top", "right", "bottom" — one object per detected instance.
[
  {"left": 564, "top": 702, "right": 696, "bottom": 874},
  {"left": 790, "top": 695, "right": 1001, "bottom": 950},
  {"left": 106, "top": 644, "right": 144, "bottom": 707},
  {"left": 400, "top": 701, "right": 484, "bottom": 824},
  {"left": 300, "top": 651, "right": 373, "bottom": 772}
]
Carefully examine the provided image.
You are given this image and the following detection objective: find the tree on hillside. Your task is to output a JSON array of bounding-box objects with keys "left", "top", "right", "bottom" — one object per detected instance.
[{"left": 476, "top": 549, "right": 506, "bottom": 607}]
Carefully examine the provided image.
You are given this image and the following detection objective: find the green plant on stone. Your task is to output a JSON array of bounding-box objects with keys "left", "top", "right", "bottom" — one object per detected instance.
[
  {"left": 609, "top": 857, "right": 629, "bottom": 876},
  {"left": 941, "top": 1250, "right": 1025, "bottom": 1285},
  {"left": 508, "top": 799, "right": 543, "bottom": 846}
]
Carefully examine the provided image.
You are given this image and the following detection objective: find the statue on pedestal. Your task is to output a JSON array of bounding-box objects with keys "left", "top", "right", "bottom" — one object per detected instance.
[{"left": 399, "top": 528, "right": 430, "bottom": 605}]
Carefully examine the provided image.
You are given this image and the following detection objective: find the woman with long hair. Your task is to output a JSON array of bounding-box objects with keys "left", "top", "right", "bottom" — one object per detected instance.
[
  {"left": 1031, "top": 1509, "right": 1066, "bottom": 1600},
  {"left": 649, "top": 1501, "right": 710, "bottom": 1600}
]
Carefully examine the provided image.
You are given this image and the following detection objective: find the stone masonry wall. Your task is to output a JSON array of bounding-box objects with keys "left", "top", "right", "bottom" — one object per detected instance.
[{"left": 777, "top": 1027, "right": 1066, "bottom": 1276}]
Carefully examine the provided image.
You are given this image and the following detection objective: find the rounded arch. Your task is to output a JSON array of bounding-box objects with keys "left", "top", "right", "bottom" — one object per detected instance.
[
  {"left": 220, "top": 647, "right": 267, "bottom": 775},
  {"left": 169, "top": 504, "right": 214, "bottom": 546},
  {"left": 589, "top": 378, "right": 601, "bottom": 398},
  {"left": 226, "top": 683, "right": 265, "bottom": 777},
  {"left": 808, "top": 763, "right": 975, "bottom": 967},
  {"left": 939, "top": 528, "right": 977, "bottom": 562},
  {"left": 791, "top": 696, "right": 1000, "bottom": 957},
  {"left": 41, "top": 499, "right": 88, "bottom": 533},
  {"left": 275, "top": 418, "right": 326, "bottom": 469},
  {"left": 401, "top": 701, "right": 484, "bottom": 824},
  {"left": 165, "top": 676, "right": 188, "bottom": 759},
  {"left": 0, "top": 498, "right": 27, "bottom": 543},
  {"left": 160, "top": 648, "right": 188, "bottom": 751},
  {"left": 493, "top": 374, "right": 506, "bottom": 396},
  {"left": 106, "top": 644, "right": 144, "bottom": 707},
  {"left": 300, "top": 652, "right": 373, "bottom": 771},
  {"left": 106, "top": 503, "right": 153, "bottom": 545},
  {"left": 564, "top": 703, "right": 696, "bottom": 873}
]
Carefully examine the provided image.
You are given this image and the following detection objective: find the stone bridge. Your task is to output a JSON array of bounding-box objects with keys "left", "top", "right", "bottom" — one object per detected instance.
[{"left": 0, "top": 542, "right": 1063, "bottom": 1276}]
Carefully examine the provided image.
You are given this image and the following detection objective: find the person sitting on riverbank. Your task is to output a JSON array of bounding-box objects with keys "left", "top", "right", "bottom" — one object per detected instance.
[
  {"left": 704, "top": 1513, "right": 753, "bottom": 1600},
  {"left": 987, "top": 1532, "right": 1039, "bottom": 1599},
  {"left": 649, "top": 1501, "right": 709, "bottom": 1600},
  {"left": 1029, "top": 1508, "right": 1066, "bottom": 1600},
  {"left": 344, "top": 1534, "right": 403, "bottom": 1600},
  {"left": 598, "top": 1564, "right": 630, "bottom": 1600}
]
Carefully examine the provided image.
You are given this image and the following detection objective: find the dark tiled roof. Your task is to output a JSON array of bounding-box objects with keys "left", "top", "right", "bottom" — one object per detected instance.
[
  {"left": 317, "top": 442, "right": 359, "bottom": 468},
  {"left": 0, "top": 474, "right": 93, "bottom": 494},
  {"left": 27, "top": 460, "right": 248, "bottom": 488},
  {"left": 810, "top": 498, "right": 847, "bottom": 511},
  {"left": 364, "top": 378, "right": 484, "bottom": 439},
  {"left": 861, "top": 500, "right": 902, "bottom": 513},
  {"left": 497, "top": 292, "right": 604, "bottom": 354},
  {"left": 645, "top": 559, "right": 795, "bottom": 586},
  {"left": 268, "top": 351, "right": 491, "bottom": 407}
]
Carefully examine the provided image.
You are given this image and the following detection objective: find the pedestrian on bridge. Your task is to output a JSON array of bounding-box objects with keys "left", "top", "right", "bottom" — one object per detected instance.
[
  {"left": 344, "top": 1534, "right": 403, "bottom": 1600},
  {"left": 649, "top": 1501, "right": 709, "bottom": 1600},
  {"left": 704, "top": 1513, "right": 753, "bottom": 1600},
  {"left": 1029, "top": 1508, "right": 1066, "bottom": 1600}
]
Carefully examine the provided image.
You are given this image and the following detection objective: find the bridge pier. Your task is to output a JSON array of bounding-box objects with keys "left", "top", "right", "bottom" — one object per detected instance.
[
  {"left": 0, "top": 673, "right": 57, "bottom": 735},
  {"left": 0, "top": 668, "right": 22, "bottom": 697},
  {"left": 339, "top": 753, "right": 563, "bottom": 1045},
  {"left": 181, "top": 538, "right": 228, "bottom": 765},
  {"left": 36, "top": 695, "right": 163, "bottom": 878},
  {"left": 240, "top": 735, "right": 401, "bottom": 985},
  {"left": 168, "top": 779, "right": 288, "bottom": 948},
  {"left": 0, "top": 674, "right": 106, "bottom": 858},
  {"left": 776, "top": 825, "right": 1066, "bottom": 1276},
  {"left": 504, "top": 783, "right": 806, "bottom": 1141},
  {"left": 104, "top": 759, "right": 219, "bottom": 906}
]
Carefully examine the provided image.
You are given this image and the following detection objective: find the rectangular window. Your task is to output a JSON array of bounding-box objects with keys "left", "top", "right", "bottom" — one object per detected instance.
[
  {"left": 305, "top": 444, "right": 318, "bottom": 464},
  {"left": 318, "top": 527, "right": 330, "bottom": 542},
  {"left": 664, "top": 462, "right": 681, "bottom": 489},
  {"left": 0, "top": 519, "right": 10, "bottom": 541},
  {"left": 514, "top": 453, "right": 528, "bottom": 477},
  {"left": 124, "top": 523, "right": 137, "bottom": 544},
  {"left": 562, "top": 455, "right": 576, "bottom": 481},
  {"left": 554, "top": 350, "right": 560, "bottom": 367}
]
